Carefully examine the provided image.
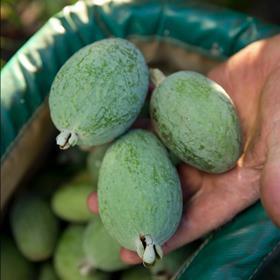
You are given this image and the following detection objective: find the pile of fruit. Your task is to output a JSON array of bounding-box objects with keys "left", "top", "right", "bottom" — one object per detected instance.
[{"left": 1, "top": 38, "right": 242, "bottom": 279}]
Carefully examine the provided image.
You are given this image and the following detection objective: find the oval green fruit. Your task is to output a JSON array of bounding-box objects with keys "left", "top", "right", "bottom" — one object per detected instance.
[
  {"left": 83, "top": 217, "right": 127, "bottom": 272},
  {"left": 49, "top": 38, "right": 149, "bottom": 149},
  {"left": 10, "top": 195, "right": 59, "bottom": 261},
  {"left": 98, "top": 129, "right": 182, "bottom": 266},
  {"left": 52, "top": 183, "right": 94, "bottom": 223},
  {"left": 1, "top": 235, "right": 34, "bottom": 280},
  {"left": 54, "top": 226, "right": 108, "bottom": 280},
  {"left": 150, "top": 69, "right": 242, "bottom": 173}
]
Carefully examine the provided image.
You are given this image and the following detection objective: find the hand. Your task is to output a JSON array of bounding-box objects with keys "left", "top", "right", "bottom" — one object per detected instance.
[{"left": 88, "top": 35, "right": 280, "bottom": 264}]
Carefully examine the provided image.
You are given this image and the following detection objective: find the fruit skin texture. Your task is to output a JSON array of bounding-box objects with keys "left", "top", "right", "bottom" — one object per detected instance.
[
  {"left": 52, "top": 183, "right": 94, "bottom": 223},
  {"left": 54, "top": 226, "right": 108, "bottom": 280},
  {"left": 150, "top": 71, "right": 242, "bottom": 173},
  {"left": 49, "top": 38, "right": 149, "bottom": 149},
  {"left": 1, "top": 235, "right": 34, "bottom": 280},
  {"left": 98, "top": 129, "right": 182, "bottom": 263},
  {"left": 83, "top": 217, "right": 127, "bottom": 272},
  {"left": 10, "top": 195, "right": 59, "bottom": 261}
]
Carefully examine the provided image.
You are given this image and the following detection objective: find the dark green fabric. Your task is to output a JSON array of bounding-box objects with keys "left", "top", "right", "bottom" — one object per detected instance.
[
  {"left": 176, "top": 203, "right": 280, "bottom": 279},
  {"left": 1, "top": 1, "right": 279, "bottom": 279}
]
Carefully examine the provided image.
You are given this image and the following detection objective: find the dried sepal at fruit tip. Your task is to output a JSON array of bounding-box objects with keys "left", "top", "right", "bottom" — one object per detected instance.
[
  {"left": 56, "top": 130, "right": 78, "bottom": 150},
  {"left": 136, "top": 235, "right": 163, "bottom": 267}
]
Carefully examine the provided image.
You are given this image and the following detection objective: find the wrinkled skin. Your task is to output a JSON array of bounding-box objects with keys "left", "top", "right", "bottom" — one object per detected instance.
[{"left": 88, "top": 35, "right": 280, "bottom": 264}]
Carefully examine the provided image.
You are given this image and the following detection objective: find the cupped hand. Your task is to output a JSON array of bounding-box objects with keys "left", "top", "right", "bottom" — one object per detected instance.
[{"left": 88, "top": 35, "right": 280, "bottom": 264}]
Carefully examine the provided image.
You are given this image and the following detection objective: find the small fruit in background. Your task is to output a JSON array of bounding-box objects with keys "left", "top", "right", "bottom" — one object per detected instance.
[
  {"left": 98, "top": 129, "right": 182, "bottom": 266},
  {"left": 49, "top": 38, "right": 149, "bottom": 150},
  {"left": 150, "top": 69, "right": 242, "bottom": 173},
  {"left": 83, "top": 217, "right": 127, "bottom": 272},
  {"left": 52, "top": 183, "right": 95, "bottom": 223},
  {"left": 10, "top": 195, "right": 59, "bottom": 261},
  {"left": 54, "top": 225, "right": 109, "bottom": 280},
  {"left": 1, "top": 235, "right": 35, "bottom": 280}
]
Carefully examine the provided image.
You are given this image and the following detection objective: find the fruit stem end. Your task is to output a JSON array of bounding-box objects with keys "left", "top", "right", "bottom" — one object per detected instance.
[{"left": 56, "top": 130, "right": 78, "bottom": 150}]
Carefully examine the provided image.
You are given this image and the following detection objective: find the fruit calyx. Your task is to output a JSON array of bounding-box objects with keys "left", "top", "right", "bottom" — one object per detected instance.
[
  {"left": 136, "top": 234, "right": 163, "bottom": 266},
  {"left": 56, "top": 130, "right": 78, "bottom": 150}
]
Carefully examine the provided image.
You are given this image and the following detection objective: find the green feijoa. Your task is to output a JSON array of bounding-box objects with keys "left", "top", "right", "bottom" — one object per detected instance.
[
  {"left": 10, "top": 195, "right": 59, "bottom": 261},
  {"left": 98, "top": 129, "right": 182, "bottom": 266},
  {"left": 83, "top": 217, "right": 127, "bottom": 272},
  {"left": 1, "top": 235, "right": 35, "bottom": 280},
  {"left": 150, "top": 69, "right": 242, "bottom": 173},
  {"left": 87, "top": 143, "right": 111, "bottom": 186},
  {"left": 49, "top": 38, "right": 149, "bottom": 150},
  {"left": 39, "top": 263, "right": 59, "bottom": 280},
  {"left": 54, "top": 225, "right": 108, "bottom": 280},
  {"left": 52, "top": 183, "right": 94, "bottom": 223},
  {"left": 121, "top": 266, "right": 152, "bottom": 280}
]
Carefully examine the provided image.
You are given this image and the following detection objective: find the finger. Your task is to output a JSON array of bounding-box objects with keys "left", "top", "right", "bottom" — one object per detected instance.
[
  {"left": 87, "top": 192, "right": 99, "bottom": 214},
  {"left": 178, "top": 164, "right": 203, "bottom": 199},
  {"left": 120, "top": 248, "right": 142, "bottom": 264},
  {"left": 163, "top": 167, "right": 260, "bottom": 254}
]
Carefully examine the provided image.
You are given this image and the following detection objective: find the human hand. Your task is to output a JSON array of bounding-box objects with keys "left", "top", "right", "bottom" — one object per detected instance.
[{"left": 88, "top": 35, "right": 280, "bottom": 264}]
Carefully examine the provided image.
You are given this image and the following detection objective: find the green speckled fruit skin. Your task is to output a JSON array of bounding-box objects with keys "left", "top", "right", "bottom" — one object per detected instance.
[
  {"left": 151, "top": 71, "right": 242, "bottom": 173},
  {"left": 52, "top": 183, "right": 94, "bottom": 223},
  {"left": 83, "top": 217, "right": 127, "bottom": 272},
  {"left": 1, "top": 235, "right": 34, "bottom": 280},
  {"left": 98, "top": 129, "right": 182, "bottom": 251},
  {"left": 54, "top": 226, "right": 108, "bottom": 280},
  {"left": 39, "top": 263, "right": 59, "bottom": 280},
  {"left": 10, "top": 195, "right": 59, "bottom": 261},
  {"left": 49, "top": 38, "right": 149, "bottom": 147}
]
